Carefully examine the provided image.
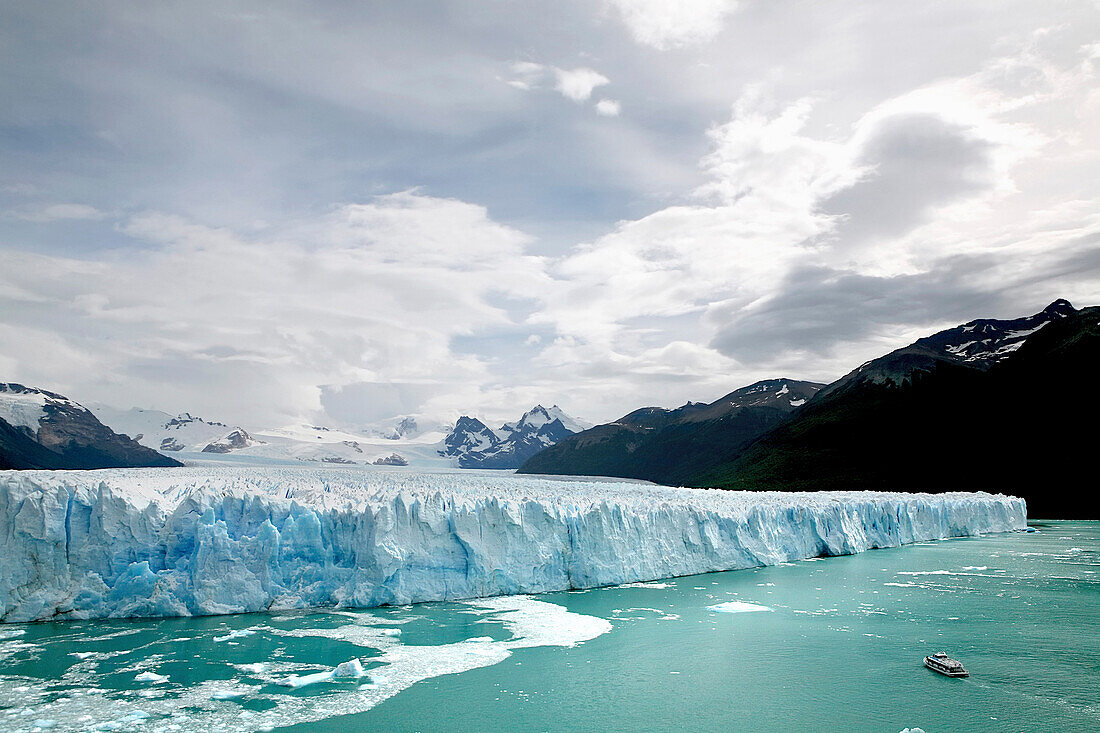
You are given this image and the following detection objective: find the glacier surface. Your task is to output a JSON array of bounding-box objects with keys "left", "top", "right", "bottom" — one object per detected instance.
[{"left": 0, "top": 467, "right": 1026, "bottom": 622}]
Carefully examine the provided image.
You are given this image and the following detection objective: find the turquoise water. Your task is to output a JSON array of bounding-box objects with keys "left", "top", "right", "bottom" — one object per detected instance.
[{"left": 1, "top": 521, "right": 1096, "bottom": 732}]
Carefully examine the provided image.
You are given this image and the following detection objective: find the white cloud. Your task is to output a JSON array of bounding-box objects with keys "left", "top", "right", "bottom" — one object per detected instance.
[
  {"left": 533, "top": 35, "right": 1100, "bottom": 391},
  {"left": 606, "top": 0, "right": 739, "bottom": 50},
  {"left": 507, "top": 61, "right": 546, "bottom": 90},
  {"left": 13, "top": 203, "right": 106, "bottom": 222},
  {"left": 595, "top": 98, "right": 622, "bottom": 116},
  {"left": 553, "top": 67, "right": 611, "bottom": 102},
  {"left": 506, "top": 63, "right": 613, "bottom": 107},
  {"left": 0, "top": 192, "right": 550, "bottom": 427}
]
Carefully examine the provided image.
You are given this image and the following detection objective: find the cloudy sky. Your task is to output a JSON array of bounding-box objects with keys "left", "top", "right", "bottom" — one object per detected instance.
[{"left": 2, "top": 0, "right": 1098, "bottom": 429}]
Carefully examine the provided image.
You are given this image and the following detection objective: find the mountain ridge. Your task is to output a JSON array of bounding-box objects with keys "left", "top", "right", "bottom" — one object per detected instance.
[
  {"left": 517, "top": 378, "right": 824, "bottom": 484},
  {"left": 0, "top": 383, "right": 182, "bottom": 470},
  {"left": 688, "top": 300, "right": 1098, "bottom": 519}
]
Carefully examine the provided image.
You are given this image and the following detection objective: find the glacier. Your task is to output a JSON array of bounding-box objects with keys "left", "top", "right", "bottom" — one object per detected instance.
[{"left": 0, "top": 467, "right": 1026, "bottom": 622}]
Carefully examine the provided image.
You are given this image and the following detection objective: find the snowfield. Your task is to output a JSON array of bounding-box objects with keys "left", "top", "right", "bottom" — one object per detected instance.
[{"left": 0, "top": 467, "right": 1026, "bottom": 622}]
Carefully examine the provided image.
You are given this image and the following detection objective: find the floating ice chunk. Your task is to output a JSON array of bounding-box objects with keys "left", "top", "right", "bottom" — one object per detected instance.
[
  {"left": 210, "top": 683, "right": 259, "bottom": 700},
  {"left": 133, "top": 671, "right": 168, "bottom": 683},
  {"left": 93, "top": 711, "right": 150, "bottom": 731},
  {"left": 213, "top": 629, "right": 257, "bottom": 642},
  {"left": 69, "top": 652, "right": 97, "bottom": 660},
  {"left": 236, "top": 662, "right": 267, "bottom": 674},
  {"left": 616, "top": 581, "right": 671, "bottom": 589},
  {"left": 333, "top": 658, "right": 366, "bottom": 678},
  {"left": 277, "top": 670, "right": 335, "bottom": 688},
  {"left": 611, "top": 607, "right": 680, "bottom": 621},
  {"left": 707, "top": 601, "right": 773, "bottom": 614},
  {"left": 275, "top": 659, "right": 371, "bottom": 688},
  {"left": 33, "top": 721, "right": 57, "bottom": 729}
]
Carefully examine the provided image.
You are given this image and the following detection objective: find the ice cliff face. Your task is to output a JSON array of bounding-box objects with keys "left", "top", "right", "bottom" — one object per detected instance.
[{"left": 0, "top": 467, "right": 1026, "bottom": 622}]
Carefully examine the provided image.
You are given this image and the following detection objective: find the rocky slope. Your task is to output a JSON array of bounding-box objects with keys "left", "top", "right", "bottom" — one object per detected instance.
[
  {"left": 517, "top": 379, "right": 823, "bottom": 485},
  {"left": 0, "top": 384, "right": 181, "bottom": 470}
]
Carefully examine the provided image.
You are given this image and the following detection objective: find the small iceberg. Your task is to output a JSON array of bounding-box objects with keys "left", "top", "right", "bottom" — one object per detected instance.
[
  {"left": 333, "top": 658, "right": 366, "bottom": 678},
  {"left": 277, "top": 670, "right": 334, "bottom": 689},
  {"left": 213, "top": 629, "right": 257, "bottom": 642},
  {"left": 707, "top": 601, "right": 773, "bottom": 614},
  {"left": 133, "top": 671, "right": 168, "bottom": 683},
  {"left": 278, "top": 658, "right": 366, "bottom": 688}
]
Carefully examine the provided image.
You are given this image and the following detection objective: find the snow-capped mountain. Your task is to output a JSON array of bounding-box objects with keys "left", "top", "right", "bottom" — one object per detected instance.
[
  {"left": 502, "top": 405, "right": 591, "bottom": 435},
  {"left": 825, "top": 298, "right": 1077, "bottom": 396},
  {"left": 89, "top": 405, "right": 453, "bottom": 468},
  {"left": 0, "top": 384, "right": 181, "bottom": 469},
  {"left": 440, "top": 405, "right": 590, "bottom": 469},
  {"left": 201, "top": 428, "right": 259, "bottom": 453},
  {"left": 87, "top": 406, "right": 247, "bottom": 454},
  {"left": 87, "top": 399, "right": 584, "bottom": 471}
]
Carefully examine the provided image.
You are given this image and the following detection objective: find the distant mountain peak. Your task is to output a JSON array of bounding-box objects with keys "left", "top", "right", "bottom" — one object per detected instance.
[
  {"left": 1042, "top": 298, "right": 1075, "bottom": 315},
  {"left": 201, "top": 428, "right": 258, "bottom": 454},
  {"left": 440, "top": 404, "right": 588, "bottom": 469}
]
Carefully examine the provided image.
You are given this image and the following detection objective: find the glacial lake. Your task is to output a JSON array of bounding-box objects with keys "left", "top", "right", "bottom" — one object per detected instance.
[{"left": 1, "top": 520, "right": 1096, "bottom": 732}]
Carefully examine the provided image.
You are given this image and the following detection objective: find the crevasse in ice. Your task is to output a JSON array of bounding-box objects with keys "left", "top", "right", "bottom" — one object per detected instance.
[{"left": 0, "top": 467, "right": 1026, "bottom": 622}]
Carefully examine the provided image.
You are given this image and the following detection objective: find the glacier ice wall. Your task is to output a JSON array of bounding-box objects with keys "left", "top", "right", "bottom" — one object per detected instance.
[{"left": 0, "top": 467, "right": 1026, "bottom": 622}]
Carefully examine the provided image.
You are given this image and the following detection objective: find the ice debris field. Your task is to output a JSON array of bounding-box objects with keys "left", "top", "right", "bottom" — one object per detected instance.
[
  {"left": 0, "top": 467, "right": 1026, "bottom": 622},
  {"left": 0, "top": 594, "right": 613, "bottom": 733}
]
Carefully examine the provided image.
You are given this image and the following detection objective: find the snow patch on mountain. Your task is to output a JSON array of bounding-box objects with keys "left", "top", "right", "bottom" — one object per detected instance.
[{"left": 0, "top": 386, "right": 50, "bottom": 433}]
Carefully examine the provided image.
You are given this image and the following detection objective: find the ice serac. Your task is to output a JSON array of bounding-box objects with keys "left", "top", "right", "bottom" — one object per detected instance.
[{"left": 0, "top": 467, "right": 1026, "bottom": 622}]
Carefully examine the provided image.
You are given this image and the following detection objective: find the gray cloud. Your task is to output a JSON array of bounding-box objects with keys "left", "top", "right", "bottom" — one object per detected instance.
[
  {"left": 709, "top": 238, "right": 1100, "bottom": 367},
  {"left": 821, "top": 113, "right": 996, "bottom": 245},
  {"left": 709, "top": 261, "right": 1002, "bottom": 363}
]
